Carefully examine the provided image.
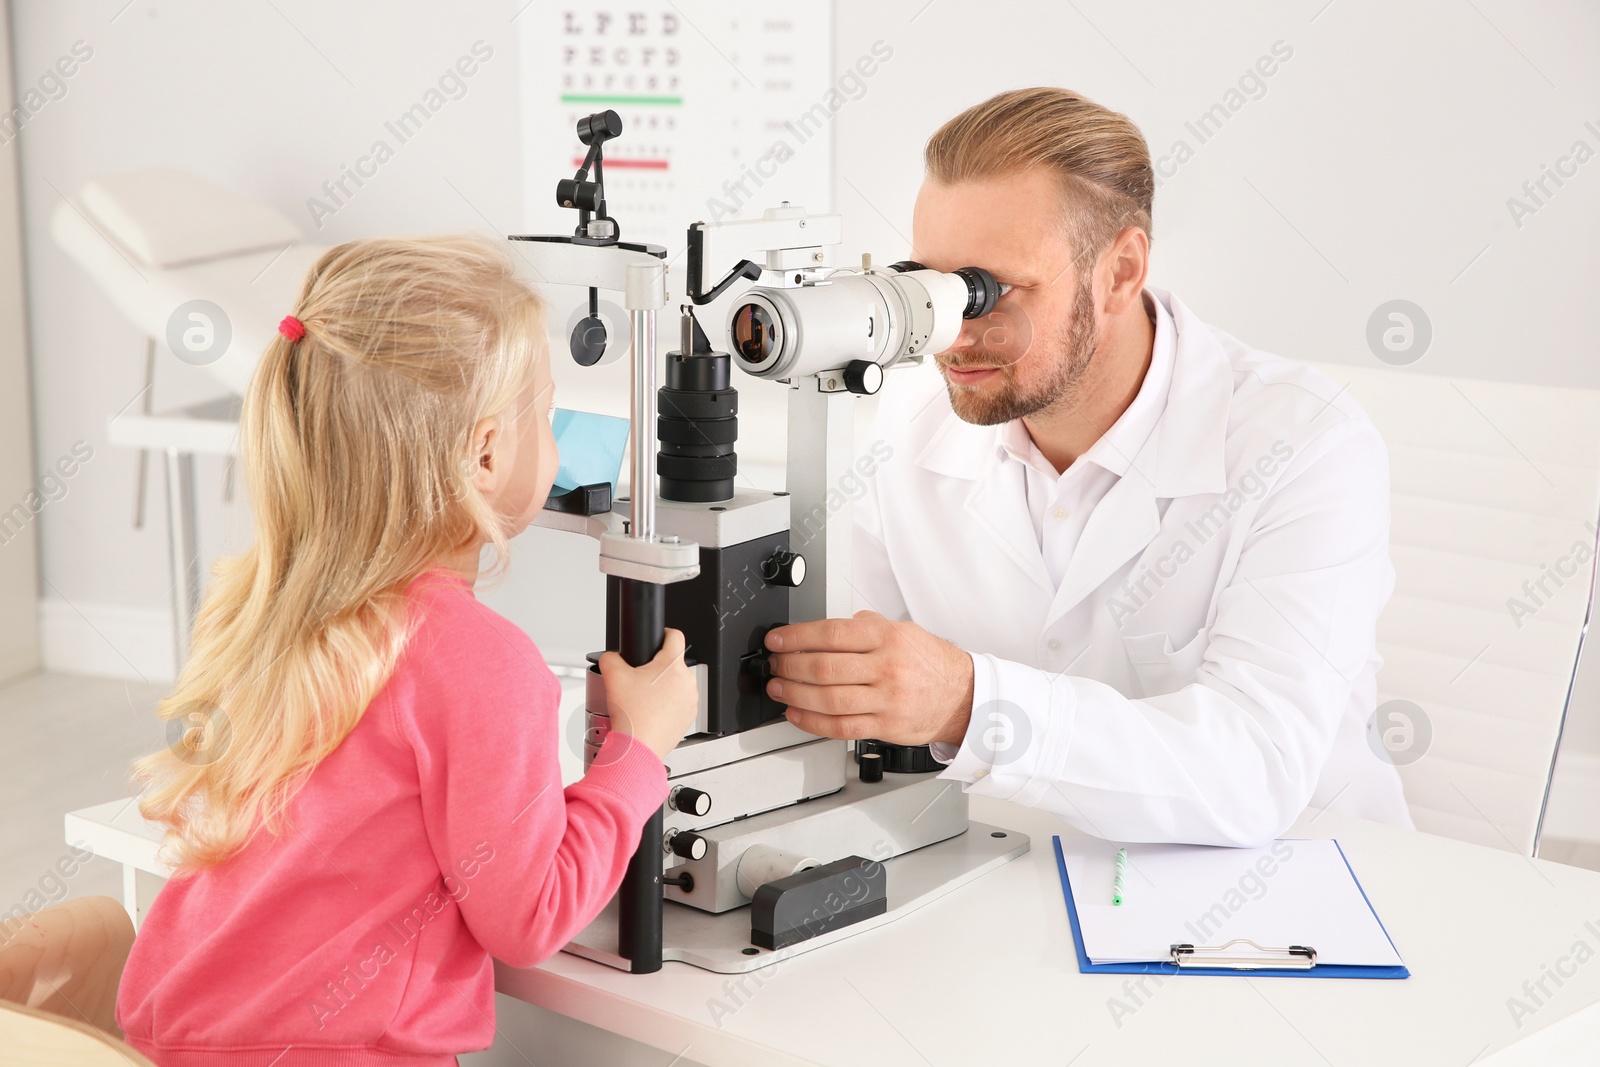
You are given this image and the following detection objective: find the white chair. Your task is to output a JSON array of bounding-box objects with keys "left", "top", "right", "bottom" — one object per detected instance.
[
  {"left": 52, "top": 169, "right": 326, "bottom": 668},
  {"left": 1307, "top": 360, "right": 1600, "bottom": 855}
]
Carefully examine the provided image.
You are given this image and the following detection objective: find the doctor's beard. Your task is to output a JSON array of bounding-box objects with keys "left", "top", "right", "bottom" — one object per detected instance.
[{"left": 938, "top": 273, "right": 1098, "bottom": 427}]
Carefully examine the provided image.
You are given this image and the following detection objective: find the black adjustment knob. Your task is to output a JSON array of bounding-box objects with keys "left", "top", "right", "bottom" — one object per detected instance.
[
  {"left": 858, "top": 751, "right": 884, "bottom": 783},
  {"left": 843, "top": 359, "right": 884, "bottom": 396},
  {"left": 576, "top": 109, "right": 623, "bottom": 145},
  {"left": 670, "top": 786, "right": 712, "bottom": 817},
  {"left": 856, "top": 739, "right": 941, "bottom": 773},
  {"left": 668, "top": 831, "right": 708, "bottom": 861},
  {"left": 747, "top": 648, "right": 775, "bottom": 680},
  {"left": 761, "top": 551, "right": 806, "bottom": 588},
  {"left": 569, "top": 311, "right": 607, "bottom": 365}
]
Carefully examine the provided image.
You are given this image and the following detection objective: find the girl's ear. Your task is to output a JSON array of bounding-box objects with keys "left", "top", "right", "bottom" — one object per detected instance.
[{"left": 469, "top": 414, "right": 502, "bottom": 497}]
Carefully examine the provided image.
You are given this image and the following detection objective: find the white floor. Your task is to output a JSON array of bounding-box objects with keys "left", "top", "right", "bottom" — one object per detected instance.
[{"left": 1, "top": 671, "right": 169, "bottom": 916}]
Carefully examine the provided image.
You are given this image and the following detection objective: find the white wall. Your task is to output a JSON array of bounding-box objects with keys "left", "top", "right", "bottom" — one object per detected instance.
[
  {"left": 0, "top": 0, "right": 39, "bottom": 683},
  {"left": 13, "top": 0, "right": 560, "bottom": 672},
  {"left": 825, "top": 0, "right": 1600, "bottom": 768},
  {"left": 14, "top": 2, "right": 1600, "bottom": 772}
]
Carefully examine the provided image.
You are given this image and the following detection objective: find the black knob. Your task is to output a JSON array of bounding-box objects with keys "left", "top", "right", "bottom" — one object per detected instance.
[
  {"left": 569, "top": 312, "right": 607, "bottom": 366},
  {"left": 670, "top": 786, "right": 712, "bottom": 817},
  {"left": 856, "top": 739, "right": 941, "bottom": 773},
  {"left": 843, "top": 359, "right": 884, "bottom": 396},
  {"left": 858, "top": 751, "right": 884, "bottom": 783},
  {"left": 555, "top": 177, "right": 605, "bottom": 212},
  {"left": 747, "top": 648, "right": 775, "bottom": 680},
  {"left": 761, "top": 551, "right": 806, "bottom": 588},
  {"left": 576, "top": 109, "right": 622, "bottom": 145},
  {"left": 668, "top": 831, "right": 708, "bottom": 861}
]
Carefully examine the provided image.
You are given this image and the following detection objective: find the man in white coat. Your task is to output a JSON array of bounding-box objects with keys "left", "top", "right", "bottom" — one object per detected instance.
[{"left": 762, "top": 87, "right": 1412, "bottom": 847}]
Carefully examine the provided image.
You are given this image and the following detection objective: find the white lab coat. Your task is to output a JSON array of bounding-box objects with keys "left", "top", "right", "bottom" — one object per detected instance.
[{"left": 853, "top": 288, "right": 1413, "bottom": 847}]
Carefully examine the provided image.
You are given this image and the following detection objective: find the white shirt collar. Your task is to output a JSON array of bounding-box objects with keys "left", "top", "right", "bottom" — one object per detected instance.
[{"left": 995, "top": 289, "right": 1175, "bottom": 481}]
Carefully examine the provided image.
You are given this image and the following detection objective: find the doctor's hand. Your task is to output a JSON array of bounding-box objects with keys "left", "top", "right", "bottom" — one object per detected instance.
[{"left": 764, "top": 611, "right": 974, "bottom": 747}]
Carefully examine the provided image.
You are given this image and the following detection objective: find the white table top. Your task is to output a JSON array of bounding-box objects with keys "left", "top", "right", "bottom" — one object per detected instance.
[
  {"left": 70, "top": 780, "right": 1600, "bottom": 1065},
  {"left": 66, "top": 797, "right": 168, "bottom": 873},
  {"left": 493, "top": 796, "right": 1600, "bottom": 1067}
]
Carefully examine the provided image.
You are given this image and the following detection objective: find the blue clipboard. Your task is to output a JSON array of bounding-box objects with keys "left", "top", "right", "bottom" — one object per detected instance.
[{"left": 1052, "top": 836, "right": 1410, "bottom": 979}]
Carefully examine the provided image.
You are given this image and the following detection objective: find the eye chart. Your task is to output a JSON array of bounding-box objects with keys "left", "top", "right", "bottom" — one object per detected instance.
[{"left": 519, "top": 3, "right": 835, "bottom": 257}]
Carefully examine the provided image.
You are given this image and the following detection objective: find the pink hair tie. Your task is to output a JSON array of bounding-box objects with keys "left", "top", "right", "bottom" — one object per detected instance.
[{"left": 278, "top": 315, "right": 307, "bottom": 342}]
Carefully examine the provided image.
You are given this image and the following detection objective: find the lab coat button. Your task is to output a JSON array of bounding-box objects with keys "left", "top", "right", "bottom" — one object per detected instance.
[
  {"left": 1047, "top": 638, "right": 1061, "bottom": 651},
  {"left": 1052, "top": 506, "right": 1068, "bottom": 521}
]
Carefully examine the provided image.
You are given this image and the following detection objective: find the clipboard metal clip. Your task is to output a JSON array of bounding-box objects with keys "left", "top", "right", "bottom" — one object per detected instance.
[{"left": 1169, "top": 939, "right": 1317, "bottom": 970}]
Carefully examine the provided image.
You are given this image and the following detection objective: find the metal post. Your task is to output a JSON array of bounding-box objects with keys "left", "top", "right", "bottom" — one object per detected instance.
[
  {"left": 630, "top": 308, "right": 656, "bottom": 541},
  {"left": 617, "top": 306, "right": 666, "bottom": 973},
  {"left": 786, "top": 383, "right": 854, "bottom": 623}
]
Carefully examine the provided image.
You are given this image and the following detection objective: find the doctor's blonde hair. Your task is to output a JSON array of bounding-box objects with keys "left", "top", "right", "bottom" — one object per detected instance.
[
  {"left": 132, "top": 234, "right": 548, "bottom": 872},
  {"left": 924, "top": 86, "right": 1154, "bottom": 263}
]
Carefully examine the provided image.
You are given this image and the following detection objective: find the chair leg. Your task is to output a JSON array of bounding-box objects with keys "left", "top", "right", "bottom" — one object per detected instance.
[
  {"left": 132, "top": 338, "right": 154, "bottom": 529},
  {"left": 164, "top": 448, "right": 199, "bottom": 669}
]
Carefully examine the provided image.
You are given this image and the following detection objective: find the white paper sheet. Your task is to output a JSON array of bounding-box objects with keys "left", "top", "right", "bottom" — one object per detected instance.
[{"left": 1060, "top": 837, "right": 1404, "bottom": 968}]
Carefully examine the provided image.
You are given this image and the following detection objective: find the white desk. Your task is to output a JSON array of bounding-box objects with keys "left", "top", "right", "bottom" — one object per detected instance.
[{"left": 67, "top": 787, "right": 1600, "bottom": 1066}]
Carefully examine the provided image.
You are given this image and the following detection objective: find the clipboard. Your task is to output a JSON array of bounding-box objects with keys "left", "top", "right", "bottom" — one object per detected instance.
[{"left": 1052, "top": 836, "right": 1410, "bottom": 979}]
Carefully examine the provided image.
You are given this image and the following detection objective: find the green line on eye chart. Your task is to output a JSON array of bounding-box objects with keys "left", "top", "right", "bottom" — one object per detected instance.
[{"left": 560, "top": 94, "right": 683, "bottom": 106}]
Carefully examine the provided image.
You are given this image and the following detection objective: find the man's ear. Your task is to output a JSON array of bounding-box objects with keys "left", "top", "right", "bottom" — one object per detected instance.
[
  {"left": 1100, "top": 226, "right": 1150, "bottom": 317},
  {"left": 468, "top": 414, "right": 503, "bottom": 497}
]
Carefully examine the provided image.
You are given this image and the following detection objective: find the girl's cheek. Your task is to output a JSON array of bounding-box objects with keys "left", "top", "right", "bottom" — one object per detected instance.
[{"left": 538, "top": 423, "right": 559, "bottom": 497}]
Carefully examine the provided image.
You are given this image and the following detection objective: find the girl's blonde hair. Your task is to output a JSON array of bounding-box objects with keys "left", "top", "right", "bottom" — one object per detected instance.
[{"left": 133, "top": 234, "right": 548, "bottom": 872}]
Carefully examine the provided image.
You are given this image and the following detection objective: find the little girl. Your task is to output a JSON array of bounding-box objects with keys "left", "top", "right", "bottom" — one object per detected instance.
[{"left": 115, "top": 235, "right": 697, "bottom": 1065}]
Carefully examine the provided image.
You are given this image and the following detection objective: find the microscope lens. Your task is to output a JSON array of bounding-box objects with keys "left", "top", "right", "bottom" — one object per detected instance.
[{"left": 731, "top": 303, "right": 777, "bottom": 365}]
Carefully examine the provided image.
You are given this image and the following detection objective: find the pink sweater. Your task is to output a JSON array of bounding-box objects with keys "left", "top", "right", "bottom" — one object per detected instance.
[{"left": 117, "top": 569, "right": 667, "bottom": 1066}]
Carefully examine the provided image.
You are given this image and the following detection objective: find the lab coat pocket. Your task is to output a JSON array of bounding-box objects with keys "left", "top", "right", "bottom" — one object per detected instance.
[{"left": 1119, "top": 630, "right": 1208, "bottom": 697}]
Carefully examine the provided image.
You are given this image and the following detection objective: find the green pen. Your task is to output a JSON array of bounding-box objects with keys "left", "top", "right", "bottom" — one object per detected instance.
[{"left": 1112, "top": 847, "right": 1128, "bottom": 906}]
